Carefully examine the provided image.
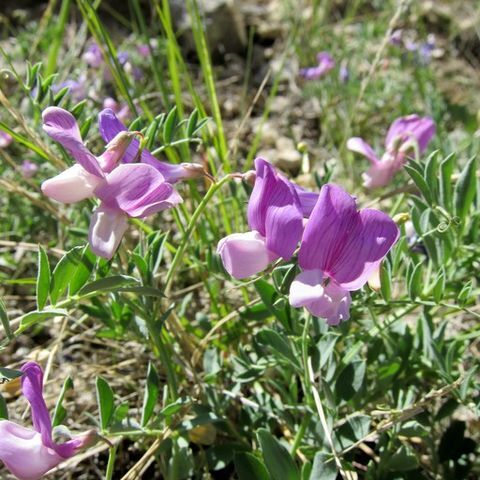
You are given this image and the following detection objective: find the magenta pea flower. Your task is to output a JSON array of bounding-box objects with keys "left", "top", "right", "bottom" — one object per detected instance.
[
  {"left": 347, "top": 114, "right": 436, "bottom": 189},
  {"left": 0, "top": 362, "right": 94, "bottom": 480},
  {"left": 103, "top": 97, "right": 130, "bottom": 123},
  {"left": 289, "top": 184, "right": 399, "bottom": 325},
  {"left": 217, "top": 158, "right": 304, "bottom": 279},
  {"left": 299, "top": 52, "right": 335, "bottom": 80},
  {"left": 21, "top": 160, "right": 39, "bottom": 178},
  {"left": 0, "top": 131, "right": 13, "bottom": 148},
  {"left": 98, "top": 108, "right": 204, "bottom": 184},
  {"left": 41, "top": 107, "right": 182, "bottom": 259},
  {"left": 82, "top": 42, "right": 103, "bottom": 68}
]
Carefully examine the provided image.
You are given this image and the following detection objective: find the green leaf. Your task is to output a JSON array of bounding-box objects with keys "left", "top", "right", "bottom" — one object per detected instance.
[
  {"left": 256, "top": 329, "right": 301, "bottom": 370},
  {"left": 163, "top": 106, "right": 178, "bottom": 143},
  {"left": 52, "top": 376, "right": 74, "bottom": 427},
  {"left": 310, "top": 452, "right": 337, "bottom": 480},
  {"left": 404, "top": 163, "right": 433, "bottom": 205},
  {"left": 160, "top": 397, "right": 190, "bottom": 418},
  {"left": 0, "top": 297, "right": 13, "bottom": 340},
  {"left": 50, "top": 246, "right": 87, "bottom": 304},
  {"left": 335, "top": 361, "right": 366, "bottom": 401},
  {"left": 69, "top": 247, "right": 95, "bottom": 295},
  {"left": 424, "top": 151, "right": 438, "bottom": 201},
  {"left": 386, "top": 445, "right": 419, "bottom": 471},
  {"left": 254, "top": 280, "right": 289, "bottom": 330},
  {"left": 407, "top": 262, "right": 423, "bottom": 300},
  {"left": 0, "top": 367, "right": 23, "bottom": 382},
  {"left": 379, "top": 260, "right": 392, "bottom": 302},
  {"left": 234, "top": 452, "right": 269, "bottom": 480},
  {"left": 457, "top": 280, "right": 472, "bottom": 306},
  {"left": 257, "top": 429, "right": 300, "bottom": 480},
  {"left": 439, "top": 153, "right": 455, "bottom": 210},
  {"left": 36, "top": 246, "right": 51, "bottom": 310},
  {"left": 18, "top": 309, "right": 68, "bottom": 332},
  {"left": 78, "top": 275, "right": 139, "bottom": 296},
  {"left": 454, "top": 156, "right": 477, "bottom": 221},
  {"left": 186, "top": 109, "right": 199, "bottom": 137},
  {"left": 0, "top": 393, "right": 8, "bottom": 419},
  {"left": 96, "top": 377, "right": 115, "bottom": 431},
  {"left": 141, "top": 362, "right": 160, "bottom": 427}
]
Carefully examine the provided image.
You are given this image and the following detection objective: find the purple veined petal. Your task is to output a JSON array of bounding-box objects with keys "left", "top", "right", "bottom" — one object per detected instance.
[
  {"left": 217, "top": 230, "right": 279, "bottom": 279},
  {"left": 298, "top": 184, "right": 359, "bottom": 273},
  {"left": 330, "top": 208, "right": 399, "bottom": 290},
  {"left": 385, "top": 115, "right": 436, "bottom": 153},
  {"left": 247, "top": 157, "right": 269, "bottom": 233},
  {"left": 289, "top": 269, "right": 325, "bottom": 308},
  {"left": 20, "top": 363, "right": 54, "bottom": 451},
  {"left": 94, "top": 164, "right": 182, "bottom": 218},
  {"left": 0, "top": 421, "right": 63, "bottom": 480},
  {"left": 247, "top": 158, "right": 303, "bottom": 259},
  {"left": 88, "top": 205, "right": 129, "bottom": 259},
  {"left": 346, "top": 137, "right": 380, "bottom": 164},
  {"left": 42, "top": 107, "right": 103, "bottom": 178},
  {"left": 289, "top": 270, "right": 351, "bottom": 325},
  {"left": 264, "top": 197, "right": 303, "bottom": 260},
  {"left": 290, "top": 184, "right": 320, "bottom": 218},
  {"left": 98, "top": 109, "right": 189, "bottom": 183},
  {"left": 41, "top": 164, "right": 103, "bottom": 203}
]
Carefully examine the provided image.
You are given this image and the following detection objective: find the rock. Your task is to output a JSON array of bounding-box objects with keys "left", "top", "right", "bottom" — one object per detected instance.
[
  {"left": 257, "top": 136, "right": 302, "bottom": 172},
  {"left": 177, "top": 0, "right": 247, "bottom": 57}
]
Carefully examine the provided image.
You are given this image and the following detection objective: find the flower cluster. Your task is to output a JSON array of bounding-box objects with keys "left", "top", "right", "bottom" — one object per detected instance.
[
  {"left": 41, "top": 107, "right": 203, "bottom": 259},
  {"left": 217, "top": 158, "right": 399, "bottom": 325},
  {"left": 299, "top": 52, "right": 335, "bottom": 80},
  {"left": 347, "top": 114, "right": 436, "bottom": 188}
]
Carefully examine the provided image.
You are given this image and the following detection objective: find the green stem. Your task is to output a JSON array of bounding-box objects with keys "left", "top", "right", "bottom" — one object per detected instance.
[
  {"left": 290, "top": 413, "right": 310, "bottom": 458},
  {"left": 105, "top": 444, "right": 117, "bottom": 480},
  {"left": 164, "top": 175, "right": 234, "bottom": 294},
  {"left": 301, "top": 315, "right": 313, "bottom": 402}
]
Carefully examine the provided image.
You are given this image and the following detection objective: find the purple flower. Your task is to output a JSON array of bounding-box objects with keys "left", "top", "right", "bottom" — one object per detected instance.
[
  {"left": 103, "top": 97, "right": 130, "bottom": 123},
  {"left": 117, "top": 51, "right": 129, "bottom": 66},
  {"left": 41, "top": 107, "right": 182, "bottom": 259},
  {"left": 137, "top": 44, "right": 150, "bottom": 58},
  {"left": 0, "top": 131, "right": 13, "bottom": 148},
  {"left": 0, "top": 362, "right": 95, "bottom": 480},
  {"left": 347, "top": 114, "right": 436, "bottom": 188},
  {"left": 21, "top": 160, "right": 39, "bottom": 178},
  {"left": 98, "top": 108, "right": 204, "bottom": 184},
  {"left": 289, "top": 184, "right": 399, "bottom": 325},
  {"left": 339, "top": 62, "right": 349, "bottom": 83},
  {"left": 299, "top": 52, "right": 335, "bottom": 80},
  {"left": 389, "top": 29, "right": 403, "bottom": 46},
  {"left": 217, "top": 158, "right": 304, "bottom": 279},
  {"left": 82, "top": 42, "right": 103, "bottom": 68}
]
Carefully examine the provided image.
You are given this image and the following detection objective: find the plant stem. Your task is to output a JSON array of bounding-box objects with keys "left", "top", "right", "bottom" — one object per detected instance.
[
  {"left": 164, "top": 174, "right": 234, "bottom": 295},
  {"left": 105, "top": 444, "right": 118, "bottom": 480}
]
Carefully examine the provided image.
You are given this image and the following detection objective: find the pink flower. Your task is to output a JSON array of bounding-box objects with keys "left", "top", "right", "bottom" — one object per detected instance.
[
  {"left": 40, "top": 107, "right": 182, "bottom": 259},
  {"left": 299, "top": 52, "right": 335, "bottom": 80},
  {"left": 21, "top": 160, "right": 39, "bottom": 178},
  {"left": 0, "top": 362, "right": 94, "bottom": 480},
  {"left": 347, "top": 114, "right": 436, "bottom": 188},
  {"left": 102, "top": 97, "right": 130, "bottom": 123},
  {"left": 289, "top": 184, "right": 398, "bottom": 325},
  {"left": 0, "top": 131, "right": 13, "bottom": 148},
  {"left": 217, "top": 158, "right": 304, "bottom": 279}
]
